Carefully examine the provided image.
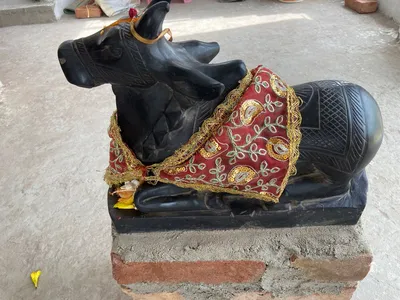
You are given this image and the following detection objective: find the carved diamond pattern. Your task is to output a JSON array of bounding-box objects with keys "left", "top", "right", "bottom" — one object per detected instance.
[
  {"left": 144, "top": 95, "right": 183, "bottom": 150},
  {"left": 301, "top": 83, "right": 349, "bottom": 155}
]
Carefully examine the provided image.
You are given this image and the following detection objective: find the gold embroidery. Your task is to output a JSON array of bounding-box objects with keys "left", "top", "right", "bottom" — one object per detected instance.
[
  {"left": 267, "top": 137, "right": 290, "bottom": 161},
  {"left": 108, "top": 113, "right": 144, "bottom": 169},
  {"left": 239, "top": 100, "right": 264, "bottom": 125},
  {"left": 270, "top": 74, "right": 288, "bottom": 98},
  {"left": 228, "top": 166, "right": 257, "bottom": 185},
  {"left": 199, "top": 138, "right": 222, "bottom": 158},
  {"left": 260, "top": 191, "right": 272, "bottom": 196},
  {"left": 152, "top": 177, "right": 280, "bottom": 203},
  {"left": 104, "top": 168, "right": 144, "bottom": 185},
  {"left": 166, "top": 166, "right": 187, "bottom": 175},
  {"left": 275, "top": 86, "right": 302, "bottom": 200}
]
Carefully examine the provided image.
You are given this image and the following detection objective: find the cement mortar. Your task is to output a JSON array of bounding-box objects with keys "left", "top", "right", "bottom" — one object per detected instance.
[
  {"left": 261, "top": 268, "right": 355, "bottom": 297},
  {"left": 112, "top": 224, "right": 370, "bottom": 267},
  {"left": 122, "top": 283, "right": 262, "bottom": 300},
  {"left": 121, "top": 281, "right": 356, "bottom": 300},
  {"left": 119, "top": 276, "right": 353, "bottom": 299}
]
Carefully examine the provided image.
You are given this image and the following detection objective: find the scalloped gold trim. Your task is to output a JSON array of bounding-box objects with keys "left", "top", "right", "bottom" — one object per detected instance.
[
  {"left": 149, "top": 176, "right": 279, "bottom": 203},
  {"left": 108, "top": 113, "right": 144, "bottom": 169},
  {"left": 276, "top": 86, "right": 302, "bottom": 200}
]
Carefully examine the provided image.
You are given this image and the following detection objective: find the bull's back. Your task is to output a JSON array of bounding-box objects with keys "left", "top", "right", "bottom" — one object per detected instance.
[{"left": 294, "top": 80, "right": 383, "bottom": 177}]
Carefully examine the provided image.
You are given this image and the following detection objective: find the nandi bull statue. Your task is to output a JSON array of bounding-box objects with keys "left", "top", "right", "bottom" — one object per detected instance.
[{"left": 58, "top": 0, "right": 383, "bottom": 232}]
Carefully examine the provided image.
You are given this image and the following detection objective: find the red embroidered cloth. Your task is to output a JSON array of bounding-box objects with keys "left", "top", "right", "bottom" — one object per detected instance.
[{"left": 105, "top": 66, "right": 302, "bottom": 203}]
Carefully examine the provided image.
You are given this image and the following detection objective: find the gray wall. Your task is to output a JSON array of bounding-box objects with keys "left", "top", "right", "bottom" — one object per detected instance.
[{"left": 379, "top": 0, "right": 400, "bottom": 23}]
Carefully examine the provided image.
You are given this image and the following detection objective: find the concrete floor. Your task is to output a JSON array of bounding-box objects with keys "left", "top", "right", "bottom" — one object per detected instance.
[{"left": 0, "top": 0, "right": 399, "bottom": 299}]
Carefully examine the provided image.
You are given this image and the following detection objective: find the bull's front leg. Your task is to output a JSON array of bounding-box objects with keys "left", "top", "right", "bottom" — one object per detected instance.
[{"left": 134, "top": 183, "right": 229, "bottom": 213}]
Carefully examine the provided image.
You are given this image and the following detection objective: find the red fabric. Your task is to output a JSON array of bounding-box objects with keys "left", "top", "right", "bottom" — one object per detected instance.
[
  {"left": 108, "top": 139, "right": 134, "bottom": 176},
  {"left": 158, "top": 66, "right": 295, "bottom": 199},
  {"left": 106, "top": 66, "right": 300, "bottom": 202}
]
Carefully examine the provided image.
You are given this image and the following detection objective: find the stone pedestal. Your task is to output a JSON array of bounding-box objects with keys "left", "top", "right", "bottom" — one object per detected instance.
[
  {"left": 0, "top": 0, "right": 56, "bottom": 27},
  {"left": 111, "top": 224, "right": 372, "bottom": 300}
]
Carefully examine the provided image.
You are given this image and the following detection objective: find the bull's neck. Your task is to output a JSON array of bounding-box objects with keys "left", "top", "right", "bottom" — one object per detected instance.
[{"left": 112, "top": 83, "right": 222, "bottom": 165}]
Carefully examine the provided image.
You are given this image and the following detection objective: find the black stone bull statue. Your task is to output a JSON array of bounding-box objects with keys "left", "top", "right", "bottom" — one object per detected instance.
[{"left": 58, "top": 0, "right": 383, "bottom": 215}]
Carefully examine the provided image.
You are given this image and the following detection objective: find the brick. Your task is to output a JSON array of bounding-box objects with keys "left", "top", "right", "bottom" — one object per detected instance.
[
  {"left": 344, "top": 0, "right": 378, "bottom": 14},
  {"left": 112, "top": 253, "right": 266, "bottom": 285},
  {"left": 290, "top": 255, "right": 372, "bottom": 282}
]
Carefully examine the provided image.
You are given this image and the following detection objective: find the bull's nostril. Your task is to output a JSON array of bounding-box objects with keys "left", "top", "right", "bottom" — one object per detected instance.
[{"left": 59, "top": 58, "right": 66, "bottom": 65}]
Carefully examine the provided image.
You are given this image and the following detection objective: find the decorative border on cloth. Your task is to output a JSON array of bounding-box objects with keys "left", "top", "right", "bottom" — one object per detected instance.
[
  {"left": 104, "top": 113, "right": 146, "bottom": 183},
  {"left": 104, "top": 66, "right": 302, "bottom": 203},
  {"left": 278, "top": 79, "right": 302, "bottom": 200}
]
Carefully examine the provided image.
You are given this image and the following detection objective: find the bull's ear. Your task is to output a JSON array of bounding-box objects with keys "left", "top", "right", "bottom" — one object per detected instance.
[
  {"left": 200, "top": 60, "right": 247, "bottom": 92},
  {"left": 175, "top": 40, "right": 220, "bottom": 64},
  {"left": 168, "top": 63, "right": 225, "bottom": 101},
  {"left": 135, "top": 1, "right": 170, "bottom": 40}
]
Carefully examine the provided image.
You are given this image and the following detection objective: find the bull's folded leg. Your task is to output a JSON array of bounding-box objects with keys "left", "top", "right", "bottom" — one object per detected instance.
[
  {"left": 134, "top": 183, "right": 229, "bottom": 213},
  {"left": 134, "top": 173, "right": 353, "bottom": 213}
]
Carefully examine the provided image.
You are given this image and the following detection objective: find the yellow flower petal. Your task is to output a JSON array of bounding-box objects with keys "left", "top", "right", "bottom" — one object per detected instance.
[
  {"left": 30, "top": 270, "right": 41, "bottom": 288},
  {"left": 117, "top": 195, "right": 134, "bottom": 205},
  {"left": 114, "top": 202, "right": 136, "bottom": 210}
]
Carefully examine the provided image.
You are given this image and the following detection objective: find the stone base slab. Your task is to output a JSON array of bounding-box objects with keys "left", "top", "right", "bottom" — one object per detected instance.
[
  {"left": 111, "top": 224, "right": 372, "bottom": 299},
  {"left": 0, "top": 0, "right": 56, "bottom": 27}
]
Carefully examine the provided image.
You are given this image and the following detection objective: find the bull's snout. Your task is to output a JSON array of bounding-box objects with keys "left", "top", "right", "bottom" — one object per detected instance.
[{"left": 58, "top": 40, "right": 95, "bottom": 88}]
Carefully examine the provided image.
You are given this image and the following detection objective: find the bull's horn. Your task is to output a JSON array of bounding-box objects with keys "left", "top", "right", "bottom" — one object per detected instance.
[
  {"left": 148, "top": 0, "right": 171, "bottom": 7},
  {"left": 135, "top": 1, "right": 170, "bottom": 40}
]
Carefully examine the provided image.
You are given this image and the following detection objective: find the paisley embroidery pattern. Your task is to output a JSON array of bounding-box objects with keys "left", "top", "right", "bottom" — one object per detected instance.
[
  {"left": 270, "top": 74, "right": 288, "bottom": 97},
  {"left": 267, "top": 137, "right": 290, "bottom": 161},
  {"left": 105, "top": 66, "right": 302, "bottom": 203},
  {"left": 240, "top": 100, "right": 264, "bottom": 126},
  {"left": 228, "top": 166, "right": 257, "bottom": 185},
  {"left": 200, "top": 138, "right": 223, "bottom": 158}
]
